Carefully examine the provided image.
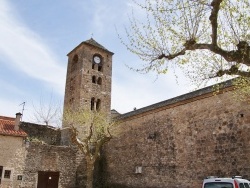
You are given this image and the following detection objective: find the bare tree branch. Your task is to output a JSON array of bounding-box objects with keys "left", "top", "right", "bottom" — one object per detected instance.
[
  {"left": 122, "top": 0, "right": 250, "bottom": 86},
  {"left": 32, "top": 92, "right": 62, "bottom": 126},
  {"left": 215, "top": 65, "right": 250, "bottom": 78},
  {"left": 209, "top": 0, "right": 222, "bottom": 46},
  {"left": 63, "top": 108, "right": 118, "bottom": 188}
]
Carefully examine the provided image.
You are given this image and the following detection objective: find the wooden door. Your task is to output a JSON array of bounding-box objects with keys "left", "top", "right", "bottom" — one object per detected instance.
[{"left": 37, "top": 171, "right": 59, "bottom": 188}]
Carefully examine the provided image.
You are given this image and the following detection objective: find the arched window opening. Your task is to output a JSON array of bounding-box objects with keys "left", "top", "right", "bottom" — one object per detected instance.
[
  {"left": 96, "top": 99, "right": 101, "bottom": 111},
  {"left": 71, "top": 54, "right": 78, "bottom": 72},
  {"left": 98, "top": 64, "right": 103, "bottom": 72},
  {"left": 91, "top": 98, "right": 95, "bottom": 111},
  {"left": 92, "top": 76, "right": 96, "bottom": 84},
  {"left": 92, "top": 63, "right": 95, "bottom": 70},
  {"left": 97, "top": 77, "right": 102, "bottom": 85}
]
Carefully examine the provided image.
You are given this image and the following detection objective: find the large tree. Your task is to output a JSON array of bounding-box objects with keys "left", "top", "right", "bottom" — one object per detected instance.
[
  {"left": 123, "top": 0, "right": 250, "bottom": 87},
  {"left": 63, "top": 108, "right": 117, "bottom": 188}
]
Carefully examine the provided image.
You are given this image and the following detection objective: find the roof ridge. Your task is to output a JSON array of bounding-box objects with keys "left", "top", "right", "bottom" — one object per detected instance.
[
  {"left": 118, "top": 79, "right": 234, "bottom": 119},
  {"left": 84, "top": 38, "right": 108, "bottom": 50},
  {"left": 0, "top": 115, "right": 15, "bottom": 121},
  {"left": 83, "top": 38, "right": 114, "bottom": 54},
  {"left": 0, "top": 116, "right": 27, "bottom": 137},
  {"left": 67, "top": 38, "right": 114, "bottom": 56}
]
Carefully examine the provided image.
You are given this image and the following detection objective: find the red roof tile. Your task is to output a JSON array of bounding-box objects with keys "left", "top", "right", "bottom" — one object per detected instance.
[{"left": 0, "top": 116, "right": 27, "bottom": 137}]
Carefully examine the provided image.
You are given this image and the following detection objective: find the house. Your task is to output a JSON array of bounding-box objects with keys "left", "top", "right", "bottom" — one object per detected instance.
[
  {"left": 0, "top": 114, "right": 77, "bottom": 188},
  {"left": 0, "top": 113, "right": 27, "bottom": 188}
]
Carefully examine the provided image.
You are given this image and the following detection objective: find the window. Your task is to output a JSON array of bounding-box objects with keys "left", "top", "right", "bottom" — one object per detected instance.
[
  {"left": 17, "top": 175, "right": 23, "bottom": 180},
  {"left": 92, "top": 54, "right": 103, "bottom": 72},
  {"left": 0, "top": 168, "right": 13, "bottom": 182},
  {"left": 4, "top": 170, "right": 11, "bottom": 179},
  {"left": 244, "top": 183, "right": 250, "bottom": 188},
  {"left": 96, "top": 99, "right": 101, "bottom": 111},
  {"left": 239, "top": 183, "right": 250, "bottom": 188},
  {"left": 97, "top": 77, "right": 102, "bottom": 85},
  {"left": 92, "top": 76, "right": 96, "bottom": 83},
  {"left": 98, "top": 64, "right": 103, "bottom": 72},
  {"left": 91, "top": 98, "right": 95, "bottom": 111},
  {"left": 204, "top": 182, "right": 233, "bottom": 188}
]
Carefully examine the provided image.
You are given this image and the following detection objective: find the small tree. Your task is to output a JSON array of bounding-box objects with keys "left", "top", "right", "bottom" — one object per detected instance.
[
  {"left": 63, "top": 108, "right": 117, "bottom": 188},
  {"left": 122, "top": 0, "right": 250, "bottom": 88},
  {"left": 32, "top": 93, "right": 62, "bottom": 126}
]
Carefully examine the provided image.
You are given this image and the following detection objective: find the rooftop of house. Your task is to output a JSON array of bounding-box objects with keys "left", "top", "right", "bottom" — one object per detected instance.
[{"left": 0, "top": 115, "right": 27, "bottom": 137}]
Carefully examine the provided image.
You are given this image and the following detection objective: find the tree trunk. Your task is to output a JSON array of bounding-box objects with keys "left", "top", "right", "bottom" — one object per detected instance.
[{"left": 86, "top": 158, "right": 95, "bottom": 188}]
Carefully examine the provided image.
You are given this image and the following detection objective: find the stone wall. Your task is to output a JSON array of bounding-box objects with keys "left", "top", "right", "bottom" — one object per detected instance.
[
  {"left": 21, "top": 142, "right": 78, "bottom": 188},
  {"left": 0, "top": 135, "right": 26, "bottom": 188},
  {"left": 20, "top": 122, "right": 61, "bottom": 145},
  {"left": 63, "top": 40, "right": 113, "bottom": 128},
  {"left": 0, "top": 135, "right": 79, "bottom": 188},
  {"left": 104, "top": 88, "right": 250, "bottom": 188}
]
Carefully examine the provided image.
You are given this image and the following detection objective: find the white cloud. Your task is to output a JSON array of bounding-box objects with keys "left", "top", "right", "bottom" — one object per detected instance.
[{"left": 0, "top": 0, "right": 65, "bottom": 94}]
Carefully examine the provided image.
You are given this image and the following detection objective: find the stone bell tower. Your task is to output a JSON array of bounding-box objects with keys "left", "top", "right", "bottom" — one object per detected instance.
[{"left": 62, "top": 38, "right": 114, "bottom": 129}]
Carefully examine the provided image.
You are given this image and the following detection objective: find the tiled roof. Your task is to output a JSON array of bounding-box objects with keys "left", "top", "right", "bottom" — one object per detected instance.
[
  {"left": 84, "top": 38, "right": 109, "bottom": 51},
  {"left": 67, "top": 38, "right": 114, "bottom": 55},
  {"left": 0, "top": 116, "right": 27, "bottom": 137}
]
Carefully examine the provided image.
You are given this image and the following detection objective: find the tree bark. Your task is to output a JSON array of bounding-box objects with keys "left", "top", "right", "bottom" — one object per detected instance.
[{"left": 86, "top": 158, "right": 95, "bottom": 188}]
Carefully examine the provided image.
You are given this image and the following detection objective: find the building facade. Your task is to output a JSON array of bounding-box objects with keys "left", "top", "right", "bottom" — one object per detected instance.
[
  {"left": 104, "top": 83, "right": 250, "bottom": 188},
  {"left": 63, "top": 38, "right": 113, "bottom": 116},
  {"left": 62, "top": 39, "right": 250, "bottom": 188},
  {"left": 0, "top": 115, "right": 77, "bottom": 188},
  {"left": 1, "top": 39, "right": 250, "bottom": 188},
  {"left": 0, "top": 113, "right": 27, "bottom": 188}
]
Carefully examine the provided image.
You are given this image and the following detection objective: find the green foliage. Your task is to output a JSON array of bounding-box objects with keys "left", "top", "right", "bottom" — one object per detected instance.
[
  {"left": 232, "top": 77, "right": 250, "bottom": 102},
  {"left": 27, "top": 137, "right": 43, "bottom": 143},
  {"left": 63, "top": 108, "right": 117, "bottom": 188},
  {"left": 123, "top": 0, "right": 250, "bottom": 87},
  {"left": 63, "top": 108, "right": 114, "bottom": 144},
  {"left": 63, "top": 107, "right": 118, "bottom": 159}
]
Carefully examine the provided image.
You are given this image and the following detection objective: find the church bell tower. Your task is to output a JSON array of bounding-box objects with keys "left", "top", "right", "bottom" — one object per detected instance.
[{"left": 63, "top": 38, "right": 113, "bottom": 128}]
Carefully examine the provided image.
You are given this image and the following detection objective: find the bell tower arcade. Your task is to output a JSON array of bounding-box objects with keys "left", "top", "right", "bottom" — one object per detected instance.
[{"left": 63, "top": 38, "right": 113, "bottom": 128}]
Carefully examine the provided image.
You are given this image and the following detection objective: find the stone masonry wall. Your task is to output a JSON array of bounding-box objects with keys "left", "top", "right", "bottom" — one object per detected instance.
[
  {"left": 21, "top": 142, "right": 77, "bottom": 188},
  {"left": 20, "top": 122, "right": 61, "bottom": 145},
  {"left": 0, "top": 135, "right": 26, "bottom": 188},
  {"left": 104, "top": 89, "right": 250, "bottom": 188},
  {"left": 64, "top": 42, "right": 112, "bottom": 121},
  {"left": 0, "top": 137, "right": 78, "bottom": 188}
]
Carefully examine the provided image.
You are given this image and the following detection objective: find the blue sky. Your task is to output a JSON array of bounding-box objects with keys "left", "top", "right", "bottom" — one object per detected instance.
[{"left": 0, "top": 0, "right": 195, "bottom": 125}]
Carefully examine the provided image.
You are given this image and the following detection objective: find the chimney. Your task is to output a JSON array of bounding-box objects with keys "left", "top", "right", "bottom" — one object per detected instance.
[{"left": 14, "top": 112, "right": 22, "bottom": 131}]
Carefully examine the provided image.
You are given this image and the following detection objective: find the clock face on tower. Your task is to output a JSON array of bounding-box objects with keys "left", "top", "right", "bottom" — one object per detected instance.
[{"left": 93, "top": 55, "right": 101, "bottom": 64}]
